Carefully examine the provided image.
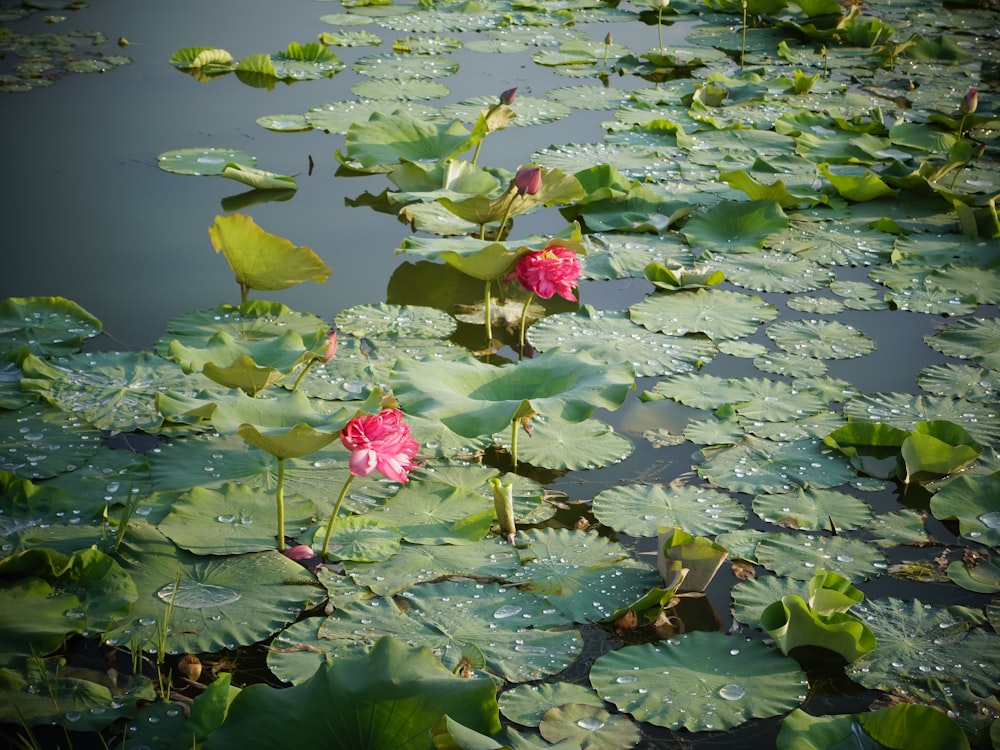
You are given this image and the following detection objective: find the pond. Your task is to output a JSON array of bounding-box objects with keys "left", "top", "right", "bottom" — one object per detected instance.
[{"left": 1, "top": 0, "right": 999, "bottom": 748}]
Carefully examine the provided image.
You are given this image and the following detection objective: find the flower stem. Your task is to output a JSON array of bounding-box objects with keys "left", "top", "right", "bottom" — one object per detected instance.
[
  {"left": 290, "top": 358, "right": 315, "bottom": 392},
  {"left": 275, "top": 458, "right": 286, "bottom": 551},
  {"left": 658, "top": 6, "right": 664, "bottom": 55},
  {"left": 517, "top": 291, "right": 535, "bottom": 361},
  {"left": 321, "top": 473, "right": 355, "bottom": 559},
  {"left": 484, "top": 279, "right": 494, "bottom": 344},
  {"left": 510, "top": 419, "right": 518, "bottom": 470}
]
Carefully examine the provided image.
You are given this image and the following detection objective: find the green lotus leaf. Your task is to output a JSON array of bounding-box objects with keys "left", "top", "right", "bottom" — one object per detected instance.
[
  {"left": 358, "top": 482, "right": 494, "bottom": 545},
  {"left": 752, "top": 488, "right": 872, "bottom": 532},
  {"left": 169, "top": 46, "right": 234, "bottom": 71},
  {"left": 256, "top": 113, "right": 312, "bottom": 131},
  {"left": 846, "top": 597, "right": 996, "bottom": 698},
  {"left": 0, "top": 655, "right": 156, "bottom": 732},
  {"left": 532, "top": 142, "right": 679, "bottom": 182},
  {"left": 697, "top": 436, "right": 856, "bottom": 495},
  {"left": 842, "top": 393, "right": 1000, "bottom": 445},
  {"left": 590, "top": 632, "right": 807, "bottom": 732},
  {"left": 817, "top": 163, "right": 896, "bottom": 201},
  {"left": 124, "top": 674, "right": 240, "bottom": 750},
  {"left": 755, "top": 532, "right": 886, "bottom": 581},
  {"left": 392, "top": 350, "right": 633, "bottom": 438},
  {"left": 777, "top": 705, "right": 970, "bottom": 750},
  {"left": 0, "top": 546, "right": 136, "bottom": 658},
  {"left": 208, "top": 213, "right": 331, "bottom": 294},
  {"left": 344, "top": 537, "right": 520, "bottom": 596},
  {"left": 899, "top": 429, "right": 982, "bottom": 484},
  {"left": 643, "top": 262, "right": 725, "bottom": 291},
  {"left": 157, "top": 147, "right": 256, "bottom": 176},
  {"left": 164, "top": 328, "right": 326, "bottom": 376},
  {"left": 917, "top": 363, "right": 1000, "bottom": 402},
  {"left": 19, "top": 351, "right": 221, "bottom": 434},
  {"left": 681, "top": 199, "right": 789, "bottom": 253},
  {"left": 277, "top": 580, "right": 582, "bottom": 685},
  {"left": 511, "top": 416, "right": 633, "bottom": 471},
  {"left": 500, "top": 683, "right": 605, "bottom": 728},
  {"left": 507, "top": 528, "right": 662, "bottom": 623},
  {"left": 386, "top": 159, "right": 504, "bottom": 205},
  {"left": 713, "top": 252, "right": 834, "bottom": 294},
  {"left": 353, "top": 51, "right": 457, "bottom": 79},
  {"left": 592, "top": 484, "right": 746, "bottom": 538},
  {"left": 0, "top": 401, "right": 102, "bottom": 480},
  {"left": 219, "top": 162, "right": 297, "bottom": 191},
  {"left": 312, "top": 516, "right": 402, "bottom": 562},
  {"left": 0, "top": 473, "right": 108, "bottom": 555},
  {"left": 925, "top": 317, "right": 1000, "bottom": 370},
  {"left": 867, "top": 509, "right": 930, "bottom": 547},
  {"left": 0, "top": 296, "right": 102, "bottom": 362},
  {"left": 236, "top": 422, "right": 341, "bottom": 460},
  {"left": 350, "top": 77, "right": 450, "bottom": 101},
  {"left": 539, "top": 703, "right": 642, "bottom": 748},
  {"left": 439, "top": 167, "right": 584, "bottom": 225},
  {"left": 564, "top": 183, "right": 693, "bottom": 233},
  {"left": 732, "top": 575, "right": 812, "bottom": 627},
  {"left": 337, "top": 110, "right": 477, "bottom": 172},
  {"left": 334, "top": 302, "right": 457, "bottom": 339},
  {"left": 929, "top": 472, "right": 1000, "bottom": 547},
  {"left": 155, "top": 301, "right": 329, "bottom": 354},
  {"left": 719, "top": 169, "right": 827, "bottom": 208},
  {"left": 306, "top": 100, "right": 440, "bottom": 136},
  {"left": 441, "top": 94, "right": 571, "bottom": 127},
  {"left": 206, "top": 637, "right": 500, "bottom": 750},
  {"left": 760, "top": 588, "right": 876, "bottom": 661},
  {"left": 630, "top": 288, "right": 778, "bottom": 341},
  {"left": 947, "top": 555, "right": 1000, "bottom": 594},
  {"left": 659, "top": 526, "right": 728, "bottom": 593},
  {"left": 159, "top": 484, "right": 317, "bottom": 555},
  {"left": 203, "top": 356, "right": 287, "bottom": 396},
  {"left": 526, "top": 305, "right": 717, "bottom": 379},
  {"left": 104, "top": 522, "right": 322, "bottom": 654}
]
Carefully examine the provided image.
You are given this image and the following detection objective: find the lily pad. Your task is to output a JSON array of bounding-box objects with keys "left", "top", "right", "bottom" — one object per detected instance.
[
  {"left": 338, "top": 110, "right": 476, "bottom": 171},
  {"left": 590, "top": 632, "right": 807, "bottom": 731},
  {"left": 539, "top": 704, "right": 642, "bottom": 749},
  {"left": 0, "top": 297, "right": 102, "bottom": 361},
  {"left": 754, "top": 532, "right": 887, "bottom": 581},
  {"left": 157, "top": 147, "right": 256, "bottom": 176},
  {"left": 765, "top": 319, "right": 875, "bottom": 360},
  {"left": 512, "top": 416, "right": 634, "bottom": 471},
  {"left": 681, "top": 199, "right": 789, "bottom": 254},
  {"left": 361, "top": 481, "right": 494, "bottom": 545},
  {"left": 592, "top": 484, "right": 746, "bottom": 538},
  {"left": 0, "top": 403, "right": 102, "bottom": 480},
  {"left": 103, "top": 523, "right": 323, "bottom": 654},
  {"left": 630, "top": 288, "right": 778, "bottom": 341},
  {"left": 925, "top": 317, "right": 1000, "bottom": 370},
  {"left": 526, "top": 305, "right": 716, "bottom": 378},
  {"left": 158, "top": 484, "right": 317, "bottom": 555},
  {"left": 334, "top": 302, "right": 457, "bottom": 339},
  {"left": 752, "top": 489, "right": 872, "bottom": 532},
  {"left": 929, "top": 472, "right": 1000, "bottom": 547},
  {"left": 392, "top": 350, "right": 633, "bottom": 438},
  {"left": 500, "top": 682, "right": 605, "bottom": 727}
]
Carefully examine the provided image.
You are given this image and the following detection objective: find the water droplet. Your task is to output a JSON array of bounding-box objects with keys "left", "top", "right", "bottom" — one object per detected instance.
[
  {"left": 718, "top": 683, "right": 746, "bottom": 701},
  {"left": 493, "top": 604, "right": 522, "bottom": 619},
  {"left": 576, "top": 716, "right": 605, "bottom": 730},
  {"left": 978, "top": 511, "right": 1000, "bottom": 529},
  {"left": 615, "top": 674, "right": 638, "bottom": 684}
]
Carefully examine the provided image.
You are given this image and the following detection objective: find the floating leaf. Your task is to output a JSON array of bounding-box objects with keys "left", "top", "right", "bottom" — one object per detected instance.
[
  {"left": 925, "top": 317, "right": 1000, "bottom": 370},
  {"left": 630, "top": 288, "right": 778, "bottom": 340},
  {"left": 206, "top": 637, "right": 500, "bottom": 750},
  {"left": 765, "top": 319, "right": 875, "bottom": 360},
  {"left": 0, "top": 403, "right": 101, "bottom": 480},
  {"left": 681, "top": 200, "right": 789, "bottom": 253},
  {"left": 338, "top": 110, "right": 476, "bottom": 171},
  {"left": 500, "top": 683, "right": 605, "bottom": 727},
  {"left": 334, "top": 302, "right": 457, "bottom": 339},
  {"left": 208, "top": 213, "right": 331, "bottom": 294},
  {"left": 755, "top": 532, "right": 886, "bottom": 581},
  {"left": 590, "top": 632, "right": 807, "bottom": 732},
  {"left": 592, "top": 484, "right": 746, "bottom": 538},
  {"left": 157, "top": 147, "right": 256, "bottom": 176},
  {"left": 777, "top": 705, "right": 971, "bottom": 750},
  {"left": 513, "top": 416, "right": 634, "bottom": 471},
  {"left": 0, "top": 297, "right": 102, "bottom": 361},
  {"left": 220, "top": 163, "right": 297, "bottom": 191},
  {"left": 539, "top": 703, "right": 642, "bottom": 748},
  {"left": 752, "top": 489, "right": 872, "bottom": 531},
  {"left": 929, "top": 472, "right": 1000, "bottom": 547},
  {"left": 392, "top": 351, "right": 633, "bottom": 438},
  {"left": 361, "top": 482, "right": 494, "bottom": 545}
]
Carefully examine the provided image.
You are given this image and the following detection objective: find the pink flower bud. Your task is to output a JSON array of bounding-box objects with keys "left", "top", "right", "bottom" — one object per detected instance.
[
  {"left": 604, "top": 31, "right": 613, "bottom": 45},
  {"left": 961, "top": 87, "right": 978, "bottom": 115},
  {"left": 499, "top": 87, "right": 517, "bottom": 106},
  {"left": 513, "top": 166, "right": 542, "bottom": 197},
  {"left": 283, "top": 545, "right": 315, "bottom": 561},
  {"left": 322, "top": 330, "right": 338, "bottom": 362}
]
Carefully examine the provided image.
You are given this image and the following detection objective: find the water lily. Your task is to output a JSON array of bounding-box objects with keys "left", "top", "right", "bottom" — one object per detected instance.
[
  {"left": 513, "top": 166, "right": 542, "bottom": 197},
  {"left": 320, "top": 408, "right": 419, "bottom": 558},
  {"left": 509, "top": 245, "right": 582, "bottom": 357},
  {"left": 958, "top": 86, "right": 978, "bottom": 138}
]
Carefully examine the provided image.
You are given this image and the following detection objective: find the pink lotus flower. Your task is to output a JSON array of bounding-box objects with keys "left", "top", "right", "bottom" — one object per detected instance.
[
  {"left": 283, "top": 544, "right": 315, "bottom": 561},
  {"left": 341, "top": 408, "right": 419, "bottom": 483},
  {"left": 508, "top": 245, "right": 582, "bottom": 301},
  {"left": 513, "top": 166, "right": 542, "bottom": 197},
  {"left": 322, "top": 330, "right": 338, "bottom": 362}
]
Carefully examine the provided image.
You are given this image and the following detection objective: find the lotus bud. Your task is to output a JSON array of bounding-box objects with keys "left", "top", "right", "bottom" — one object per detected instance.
[
  {"left": 489, "top": 477, "right": 516, "bottom": 543},
  {"left": 499, "top": 87, "right": 517, "bottom": 106},
  {"left": 283, "top": 544, "right": 316, "bottom": 561},
  {"left": 655, "top": 0, "right": 670, "bottom": 8},
  {"left": 513, "top": 166, "right": 542, "bottom": 197},
  {"left": 322, "top": 329, "right": 338, "bottom": 362},
  {"left": 604, "top": 31, "right": 613, "bottom": 45},
  {"left": 961, "top": 87, "right": 978, "bottom": 115}
]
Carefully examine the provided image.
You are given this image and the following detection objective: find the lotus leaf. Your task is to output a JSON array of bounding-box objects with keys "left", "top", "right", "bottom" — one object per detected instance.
[
  {"left": 765, "top": 319, "right": 875, "bottom": 360},
  {"left": 313, "top": 516, "right": 402, "bottom": 562},
  {"left": 391, "top": 350, "right": 633, "bottom": 438},
  {"left": 338, "top": 110, "right": 477, "bottom": 171},
  {"left": 590, "top": 631, "right": 807, "bottom": 732},
  {"left": 947, "top": 555, "right": 1000, "bottom": 594},
  {"left": 155, "top": 301, "right": 329, "bottom": 352},
  {"left": 157, "top": 147, "right": 255, "bottom": 176},
  {"left": 0, "top": 402, "right": 102, "bottom": 480},
  {"left": 777, "top": 705, "right": 970, "bottom": 750},
  {"left": 842, "top": 393, "right": 1000, "bottom": 446},
  {"left": 500, "top": 682, "right": 605, "bottom": 727},
  {"left": 755, "top": 532, "right": 886, "bottom": 580},
  {"left": 592, "top": 484, "right": 746, "bottom": 538},
  {"left": 219, "top": 163, "right": 297, "bottom": 191},
  {"left": 752, "top": 488, "right": 872, "bottom": 531},
  {"left": 208, "top": 213, "right": 331, "bottom": 296},
  {"left": 630, "top": 288, "right": 778, "bottom": 340},
  {"left": 206, "top": 637, "right": 500, "bottom": 750},
  {"left": 0, "top": 296, "right": 102, "bottom": 361},
  {"left": 732, "top": 575, "right": 812, "bottom": 626},
  {"left": 929, "top": 472, "right": 1000, "bottom": 548},
  {"left": 925, "top": 317, "right": 1000, "bottom": 370},
  {"left": 359, "top": 481, "right": 495, "bottom": 545}
]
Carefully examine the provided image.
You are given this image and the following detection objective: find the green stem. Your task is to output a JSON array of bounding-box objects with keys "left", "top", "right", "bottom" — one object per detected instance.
[
  {"left": 517, "top": 291, "right": 535, "bottom": 361},
  {"left": 510, "top": 419, "right": 518, "bottom": 470},
  {"left": 957, "top": 113, "right": 968, "bottom": 139},
  {"left": 275, "top": 458, "right": 286, "bottom": 552},
  {"left": 290, "top": 358, "right": 316, "bottom": 392},
  {"left": 484, "top": 279, "right": 494, "bottom": 344},
  {"left": 240, "top": 282, "right": 249, "bottom": 304},
  {"left": 740, "top": 1, "right": 747, "bottom": 68},
  {"left": 321, "top": 473, "right": 355, "bottom": 559},
  {"left": 657, "top": 6, "right": 664, "bottom": 55}
]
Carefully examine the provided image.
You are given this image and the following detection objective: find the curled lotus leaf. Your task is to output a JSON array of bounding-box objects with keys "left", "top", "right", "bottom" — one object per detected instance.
[{"left": 0, "top": 296, "right": 102, "bottom": 361}]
